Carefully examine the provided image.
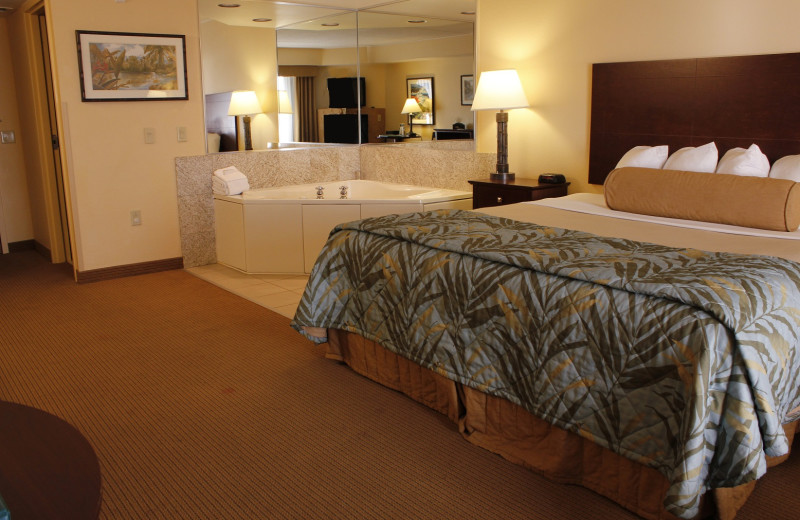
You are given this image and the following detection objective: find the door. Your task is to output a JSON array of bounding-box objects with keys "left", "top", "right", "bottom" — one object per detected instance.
[{"left": 36, "top": 8, "right": 71, "bottom": 265}]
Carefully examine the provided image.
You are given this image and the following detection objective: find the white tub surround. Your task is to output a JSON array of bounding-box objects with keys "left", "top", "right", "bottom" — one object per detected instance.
[
  {"left": 214, "top": 180, "right": 472, "bottom": 274},
  {"left": 175, "top": 146, "right": 360, "bottom": 268},
  {"left": 174, "top": 145, "right": 495, "bottom": 269}
]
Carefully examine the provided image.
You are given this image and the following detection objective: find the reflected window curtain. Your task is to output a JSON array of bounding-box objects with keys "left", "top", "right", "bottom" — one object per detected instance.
[{"left": 296, "top": 77, "right": 318, "bottom": 142}]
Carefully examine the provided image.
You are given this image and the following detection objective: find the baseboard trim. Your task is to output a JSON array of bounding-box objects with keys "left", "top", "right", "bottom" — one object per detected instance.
[
  {"left": 7, "top": 240, "right": 52, "bottom": 261},
  {"left": 8, "top": 239, "right": 35, "bottom": 252},
  {"left": 76, "top": 257, "right": 184, "bottom": 284},
  {"left": 34, "top": 241, "right": 52, "bottom": 261}
]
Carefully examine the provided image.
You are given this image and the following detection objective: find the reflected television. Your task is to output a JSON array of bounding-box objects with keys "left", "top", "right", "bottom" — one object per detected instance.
[{"left": 327, "top": 77, "right": 366, "bottom": 109}]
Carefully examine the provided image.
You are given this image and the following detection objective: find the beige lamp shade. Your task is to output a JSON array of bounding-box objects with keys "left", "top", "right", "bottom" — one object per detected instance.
[
  {"left": 470, "top": 70, "right": 529, "bottom": 111},
  {"left": 278, "top": 90, "right": 293, "bottom": 114},
  {"left": 401, "top": 98, "right": 422, "bottom": 114},
  {"left": 227, "top": 90, "right": 263, "bottom": 116}
]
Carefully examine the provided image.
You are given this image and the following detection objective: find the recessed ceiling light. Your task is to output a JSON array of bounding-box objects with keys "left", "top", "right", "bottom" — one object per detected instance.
[
  {"left": 407, "top": 19, "right": 427, "bottom": 24},
  {"left": 461, "top": 11, "right": 476, "bottom": 15},
  {"left": 321, "top": 23, "right": 339, "bottom": 27},
  {"left": 0, "top": 6, "right": 13, "bottom": 12},
  {"left": 252, "top": 18, "right": 272, "bottom": 22},
  {"left": 217, "top": 3, "right": 240, "bottom": 7}
]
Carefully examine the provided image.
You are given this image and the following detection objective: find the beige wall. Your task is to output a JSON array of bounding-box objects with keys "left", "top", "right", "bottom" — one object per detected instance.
[
  {"left": 199, "top": 20, "right": 278, "bottom": 147},
  {"left": 44, "top": 0, "right": 206, "bottom": 271},
  {"left": 6, "top": 0, "right": 797, "bottom": 270},
  {"left": 476, "top": 0, "right": 800, "bottom": 194},
  {"left": 0, "top": 17, "right": 34, "bottom": 252}
]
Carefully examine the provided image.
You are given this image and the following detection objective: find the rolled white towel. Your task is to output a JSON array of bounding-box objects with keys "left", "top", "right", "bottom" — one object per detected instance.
[
  {"left": 213, "top": 166, "right": 247, "bottom": 182},
  {"left": 212, "top": 175, "right": 249, "bottom": 195},
  {"left": 212, "top": 166, "right": 250, "bottom": 195}
]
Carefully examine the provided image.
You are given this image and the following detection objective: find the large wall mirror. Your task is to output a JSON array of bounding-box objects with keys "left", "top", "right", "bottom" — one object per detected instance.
[{"left": 198, "top": 0, "right": 475, "bottom": 153}]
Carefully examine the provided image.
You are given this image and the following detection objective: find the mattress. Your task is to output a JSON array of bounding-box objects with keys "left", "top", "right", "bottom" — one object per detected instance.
[{"left": 292, "top": 194, "right": 800, "bottom": 519}]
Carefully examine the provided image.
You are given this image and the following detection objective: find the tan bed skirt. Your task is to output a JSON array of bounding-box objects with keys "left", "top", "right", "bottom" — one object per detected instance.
[{"left": 326, "top": 329, "right": 797, "bottom": 520}]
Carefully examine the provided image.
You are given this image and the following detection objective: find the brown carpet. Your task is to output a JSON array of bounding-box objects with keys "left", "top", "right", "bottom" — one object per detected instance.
[{"left": 0, "top": 250, "right": 798, "bottom": 519}]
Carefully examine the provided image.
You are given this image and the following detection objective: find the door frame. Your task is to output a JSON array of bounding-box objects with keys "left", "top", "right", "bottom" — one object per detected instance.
[{"left": 23, "top": 0, "right": 77, "bottom": 275}]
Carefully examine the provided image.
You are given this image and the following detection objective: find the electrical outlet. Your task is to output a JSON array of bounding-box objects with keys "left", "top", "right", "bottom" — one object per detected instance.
[
  {"left": 1, "top": 131, "right": 15, "bottom": 144},
  {"left": 130, "top": 210, "right": 142, "bottom": 226}
]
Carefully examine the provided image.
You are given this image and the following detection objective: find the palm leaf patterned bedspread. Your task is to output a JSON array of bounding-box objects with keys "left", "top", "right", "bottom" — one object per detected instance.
[{"left": 291, "top": 209, "right": 800, "bottom": 519}]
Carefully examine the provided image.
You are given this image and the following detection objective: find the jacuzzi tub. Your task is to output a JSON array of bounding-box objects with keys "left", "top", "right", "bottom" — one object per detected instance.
[
  {"left": 213, "top": 180, "right": 473, "bottom": 274},
  {"left": 240, "top": 180, "right": 469, "bottom": 203}
]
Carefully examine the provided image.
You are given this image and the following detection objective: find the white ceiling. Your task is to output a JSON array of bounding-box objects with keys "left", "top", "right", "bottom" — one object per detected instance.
[
  {"left": 199, "top": 0, "right": 475, "bottom": 49},
  {"left": 198, "top": 0, "right": 476, "bottom": 29},
  {"left": 0, "top": 1, "right": 475, "bottom": 48},
  {"left": 0, "top": 0, "right": 475, "bottom": 21}
]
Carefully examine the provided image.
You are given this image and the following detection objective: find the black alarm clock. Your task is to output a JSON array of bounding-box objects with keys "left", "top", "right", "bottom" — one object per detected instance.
[{"left": 538, "top": 173, "right": 566, "bottom": 184}]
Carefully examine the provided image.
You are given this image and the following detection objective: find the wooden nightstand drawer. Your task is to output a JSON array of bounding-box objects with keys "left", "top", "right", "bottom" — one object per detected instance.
[{"left": 468, "top": 178, "right": 569, "bottom": 209}]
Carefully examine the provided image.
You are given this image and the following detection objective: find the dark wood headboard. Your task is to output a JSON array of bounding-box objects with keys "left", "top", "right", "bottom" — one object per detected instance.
[{"left": 588, "top": 52, "right": 800, "bottom": 185}]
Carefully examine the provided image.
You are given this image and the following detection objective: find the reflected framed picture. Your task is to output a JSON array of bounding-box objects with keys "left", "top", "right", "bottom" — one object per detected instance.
[
  {"left": 461, "top": 75, "right": 474, "bottom": 105},
  {"left": 406, "top": 76, "right": 434, "bottom": 125},
  {"left": 76, "top": 30, "right": 188, "bottom": 101}
]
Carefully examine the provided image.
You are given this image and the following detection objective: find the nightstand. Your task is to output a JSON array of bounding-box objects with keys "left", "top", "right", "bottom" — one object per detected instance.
[{"left": 468, "top": 178, "right": 570, "bottom": 209}]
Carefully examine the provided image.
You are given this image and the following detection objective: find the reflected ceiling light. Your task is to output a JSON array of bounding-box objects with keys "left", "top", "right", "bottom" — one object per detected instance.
[
  {"left": 217, "top": 3, "right": 240, "bottom": 7},
  {"left": 252, "top": 18, "right": 272, "bottom": 22}
]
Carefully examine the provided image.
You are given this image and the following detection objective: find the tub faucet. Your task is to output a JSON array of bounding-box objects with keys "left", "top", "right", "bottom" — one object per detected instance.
[
  {"left": 339, "top": 185, "right": 348, "bottom": 199},
  {"left": 315, "top": 186, "right": 324, "bottom": 199}
]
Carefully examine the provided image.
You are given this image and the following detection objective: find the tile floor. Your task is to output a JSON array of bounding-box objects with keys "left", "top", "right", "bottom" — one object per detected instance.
[{"left": 186, "top": 263, "right": 309, "bottom": 319}]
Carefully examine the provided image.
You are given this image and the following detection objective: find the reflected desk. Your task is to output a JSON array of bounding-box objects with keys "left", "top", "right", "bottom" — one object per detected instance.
[{"left": 377, "top": 134, "right": 423, "bottom": 143}]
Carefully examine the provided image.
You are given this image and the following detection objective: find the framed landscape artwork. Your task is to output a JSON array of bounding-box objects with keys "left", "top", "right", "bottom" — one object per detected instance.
[
  {"left": 76, "top": 30, "right": 188, "bottom": 101},
  {"left": 406, "top": 77, "right": 435, "bottom": 125},
  {"left": 461, "top": 74, "right": 474, "bottom": 105}
]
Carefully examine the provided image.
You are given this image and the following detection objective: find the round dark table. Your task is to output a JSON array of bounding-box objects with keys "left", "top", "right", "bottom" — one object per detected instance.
[{"left": 0, "top": 401, "right": 101, "bottom": 519}]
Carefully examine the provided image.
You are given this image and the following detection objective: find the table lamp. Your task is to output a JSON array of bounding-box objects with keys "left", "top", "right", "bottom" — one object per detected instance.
[
  {"left": 471, "top": 70, "right": 530, "bottom": 181},
  {"left": 228, "top": 90, "right": 263, "bottom": 150},
  {"left": 401, "top": 98, "right": 422, "bottom": 137}
]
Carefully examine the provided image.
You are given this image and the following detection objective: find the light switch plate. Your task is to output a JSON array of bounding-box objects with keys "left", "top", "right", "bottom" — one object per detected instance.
[
  {"left": 177, "top": 126, "right": 187, "bottom": 142},
  {"left": 144, "top": 128, "right": 155, "bottom": 144},
  {"left": 1, "top": 131, "right": 15, "bottom": 144}
]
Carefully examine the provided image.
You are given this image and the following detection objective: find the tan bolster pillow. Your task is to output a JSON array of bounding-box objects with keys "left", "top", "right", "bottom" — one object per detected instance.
[{"left": 604, "top": 167, "right": 800, "bottom": 231}]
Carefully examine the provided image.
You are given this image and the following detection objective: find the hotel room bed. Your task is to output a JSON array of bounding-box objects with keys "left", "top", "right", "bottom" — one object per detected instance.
[
  {"left": 292, "top": 51, "right": 800, "bottom": 519},
  {"left": 291, "top": 192, "right": 800, "bottom": 520}
]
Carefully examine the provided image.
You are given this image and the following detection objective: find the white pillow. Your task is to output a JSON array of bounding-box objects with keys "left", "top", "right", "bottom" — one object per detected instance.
[
  {"left": 615, "top": 145, "right": 669, "bottom": 169},
  {"left": 715, "top": 144, "right": 769, "bottom": 177},
  {"left": 769, "top": 154, "right": 800, "bottom": 182},
  {"left": 663, "top": 142, "right": 718, "bottom": 173}
]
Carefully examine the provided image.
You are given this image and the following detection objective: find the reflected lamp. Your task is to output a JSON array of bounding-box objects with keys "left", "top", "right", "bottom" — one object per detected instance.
[
  {"left": 471, "top": 70, "right": 529, "bottom": 181},
  {"left": 228, "top": 90, "right": 263, "bottom": 150},
  {"left": 401, "top": 98, "right": 422, "bottom": 137},
  {"left": 278, "top": 90, "right": 293, "bottom": 114}
]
